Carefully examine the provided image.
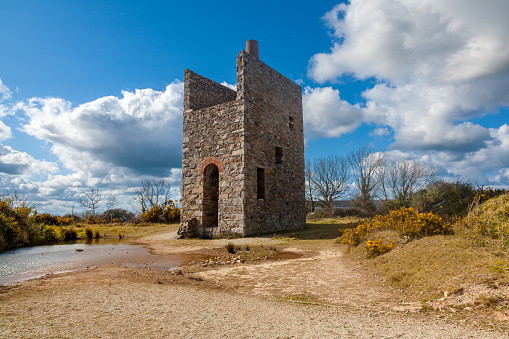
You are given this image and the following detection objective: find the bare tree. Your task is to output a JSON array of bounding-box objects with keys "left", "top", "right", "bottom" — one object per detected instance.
[
  {"left": 347, "top": 146, "right": 386, "bottom": 211},
  {"left": 78, "top": 188, "right": 103, "bottom": 218},
  {"left": 106, "top": 196, "right": 117, "bottom": 210},
  {"left": 308, "top": 155, "right": 350, "bottom": 209},
  {"left": 4, "top": 191, "right": 31, "bottom": 209},
  {"left": 378, "top": 158, "right": 438, "bottom": 207},
  {"left": 133, "top": 179, "right": 171, "bottom": 213},
  {"left": 305, "top": 160, "right": 316, "bottom": 212}
]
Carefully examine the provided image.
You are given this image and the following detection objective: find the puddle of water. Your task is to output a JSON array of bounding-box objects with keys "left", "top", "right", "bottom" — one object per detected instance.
[
  {"left": 0, "top": 240, "right": 209, "bottom": 285},
  {"left": 269, "top": 251, "right": 302, "bottom": 260}
]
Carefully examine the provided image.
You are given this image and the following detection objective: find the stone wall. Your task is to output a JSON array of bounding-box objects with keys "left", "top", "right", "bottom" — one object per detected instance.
[
  {"left": 237, "top": 51, "right": 306, "bottom": 235},
  {"left": 184, "top": 70, "right": 237, "bottom": 110},
  {"left": 179, "top": 45, "right": 305, "bottom": 238},
  {"left": 180, "top": 99, "right": 247, "bottom": 238}
]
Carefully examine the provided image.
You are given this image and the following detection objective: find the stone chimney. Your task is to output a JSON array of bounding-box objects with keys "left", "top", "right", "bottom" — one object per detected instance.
[{"left": 246, "top": 40, "right": 259, "bottom": 59}]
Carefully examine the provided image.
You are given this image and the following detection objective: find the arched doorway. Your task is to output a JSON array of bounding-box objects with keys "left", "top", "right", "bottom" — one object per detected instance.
[{"left": 203, "top": 164, "right": 219, "bottom": 227}]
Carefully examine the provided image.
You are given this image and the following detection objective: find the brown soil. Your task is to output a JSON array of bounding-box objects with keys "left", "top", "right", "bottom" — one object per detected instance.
[{"left": 1, "top": 227, "right": 508, "bottom": 338}]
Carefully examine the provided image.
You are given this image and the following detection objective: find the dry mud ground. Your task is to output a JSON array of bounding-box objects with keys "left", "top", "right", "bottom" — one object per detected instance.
[{"left": 0, "top": 229, "right": 507, "bottom": 338}]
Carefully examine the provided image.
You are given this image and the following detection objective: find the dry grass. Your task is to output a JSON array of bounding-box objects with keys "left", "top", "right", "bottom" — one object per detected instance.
[
  {"left": 61, "top": 222, "right": 179, "bottom": 240},
  {"left": 457, "top": 193, "right": 509, "bottom": 248},
  {"left": 304, "top": 216, "right": 359, "bottom": 240},
  {"left": 344, "top": 229, "right": 402, "bottom": 257},
  {"left": 310, "top": 207, "right": 509, "bottom": 305},
  {"left": 367, "top": 235, "right": 509, "bottom": 299}
]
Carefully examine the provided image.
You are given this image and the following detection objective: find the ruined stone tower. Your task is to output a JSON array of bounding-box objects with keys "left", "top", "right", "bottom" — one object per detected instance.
[{"left": 178, "top": 40, "right": 305, "bottom": 238}]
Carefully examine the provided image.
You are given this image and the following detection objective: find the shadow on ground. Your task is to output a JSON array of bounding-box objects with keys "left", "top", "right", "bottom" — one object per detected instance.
[{"left": 265, "top": 221, "right": 355, "bottom": 240}]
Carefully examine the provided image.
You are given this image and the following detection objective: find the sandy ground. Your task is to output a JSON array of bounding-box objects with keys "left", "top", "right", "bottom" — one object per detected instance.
[{"left": 1, "top": 230, "right": 508, "bottom": 338}]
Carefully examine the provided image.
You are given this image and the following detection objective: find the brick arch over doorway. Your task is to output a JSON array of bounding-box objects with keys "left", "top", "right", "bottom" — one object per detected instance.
[{"left": 199, "top": 157, "right": 224, "bottom": 175}]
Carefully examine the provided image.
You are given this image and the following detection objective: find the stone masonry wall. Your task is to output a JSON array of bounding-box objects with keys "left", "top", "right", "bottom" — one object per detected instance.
[
  {"left": 184, "top": 70, "right": 237, "bottom": 110},
  {"left": 179, "top": 46, "right": 305, "bottom": 238},
  {"left": 180, "top": 98, "right": 247, "bottom": 238},
  {"left": 237, "top": 51, "right": 306, "bottom": 235}
]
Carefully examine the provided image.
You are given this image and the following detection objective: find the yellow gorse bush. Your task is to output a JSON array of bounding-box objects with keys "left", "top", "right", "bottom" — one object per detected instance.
[
  {"left": 385, "top": 207, "right": 452, "bottom": 238},
  {"left": 0, "top": 213, "right": 19, "bottom": 240},
  {"left": 33, "top": 213, "right": 74, "bottom": 226},
  {"left": 86, "top": 215, "right": 107, "bottom": 224},
  {"left": 340, "top": 207, "right": 453, "bottom": 246},
  {"left": 44, "top": 225, "right": 62, "bottom": 242},
  {"left": 366, "top": 238, "right": 395, "bottom": 257},
  {"left": 141, "top": 200, "right": 181, "bottom": 223}
]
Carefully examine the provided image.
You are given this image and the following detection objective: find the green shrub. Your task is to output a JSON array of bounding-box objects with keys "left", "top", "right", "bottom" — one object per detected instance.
[
  {"left": 44, "top": 225, "right": 61, "bottom": 242},
  {"left": 460, "top": 193, "right": 509, "bottom": 241},
  {"left": 64, "top": 228, "right": 78, "bottom": 240},
  {"left": 410, "top": 181, "right": 505, "bottom": 219},
  {"left": 1, "top": 195, "right": 38, "bottom": 248}
]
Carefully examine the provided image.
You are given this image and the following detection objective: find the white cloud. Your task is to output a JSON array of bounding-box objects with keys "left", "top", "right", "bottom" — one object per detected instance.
[
  {"left": 220, "top": 81, "right": 237, "bottom": 91},
  {"left": 17, "top": 81, "right": 184, "bottom": 182},
  {"left": 307, "top": 0, "right": 509, "bottom": 185},
  {"left": 310, "top": 0, "right": 509, "bottom": 85},
  {"left": 0, "top": 144, "right": 58, "bottom": 176},
  {"left": 369, "top": 127, "right": 390, "bottom": 137},
  {"left": 0, "top": 121, "right": 11, "bottom": 140},
  {"left": 303, "top": 86, "right": 362, "bottom": 139},
  {"left": 0, "top": 81, "right": 185, "bottom": 214},
  {"left": 0, "top": 78, "right": 13, "bottom": 139},
  {"left": 0, "top": 78, "right": 12, "bottom": 101}
]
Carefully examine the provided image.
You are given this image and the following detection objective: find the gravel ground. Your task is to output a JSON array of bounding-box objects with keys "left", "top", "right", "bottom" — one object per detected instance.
[
  {"left": 0, "top": 266, "right": 506, "bottom": 339},
  {"left": 1, "top": 229, "right": 508, "bottom": 338}
]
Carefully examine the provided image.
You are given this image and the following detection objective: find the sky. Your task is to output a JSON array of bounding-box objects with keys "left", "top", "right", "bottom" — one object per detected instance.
[{"left": 1, "top": 0, "right": 508, "bottom": 215}]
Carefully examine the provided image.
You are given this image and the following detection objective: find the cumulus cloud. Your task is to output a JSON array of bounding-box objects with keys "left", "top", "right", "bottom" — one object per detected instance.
[
  {"left": 303, "top": 86, "right": 363, "bottom": 139},
  {"left": 0, "top": 144, "right": 58, "bottom": 176},
  {"left": 17, "top": 81, "right": 184, "bottom": 181},
  {"left": 308, "top": 0, "right": 509, "bottom": 184},
  {"left": 0, "top": 78, "right": 12, "bottom": 101},
  {"left": 369, "top": 127, "right": 391, "bottom": 137},
  {"left": 310, "top": 0, "right": 509, "bottom": 85},
  {"left": 0, "top": 80, "right": 58, "bottom": 178},
  {"left": 0, "top": 78, "right": 13, "bottom": 139},
  {"left": 0, "top": 81, "right": 185, "bottom": 214},
  {"left": 0, "top": 121, "right": 11, "bottom": 140}
]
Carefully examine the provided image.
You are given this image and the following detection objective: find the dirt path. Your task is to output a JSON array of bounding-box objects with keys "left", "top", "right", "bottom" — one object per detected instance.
[
  {"left": 0, "top": 230, "right": 507, "bottom": 338},
  {"left": 0, "top": 266, "right": 504, "bottom": 338}
]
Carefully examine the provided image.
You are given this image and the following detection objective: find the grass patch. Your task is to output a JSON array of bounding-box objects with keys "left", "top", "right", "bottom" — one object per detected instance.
[
  {"left": 225, "top": 243, "right": 237, "bottom": 254},
  {"left": 61, "top": 222, "right": 177, "bottom": 240},
  {"left": 282, "top": 293, "right": 320, "bottom": 304},
  {"left": 85, "top": 228, "right": 93, "bottom": 239},
  {"left": 63, "top": 228, "right": 77, "bottom": 240},
  {"left": 366, "top": 235, "right": 509, "bottom": 299},
  {"left": 297, "top": 217, "right": 360, "bottom": 240}
]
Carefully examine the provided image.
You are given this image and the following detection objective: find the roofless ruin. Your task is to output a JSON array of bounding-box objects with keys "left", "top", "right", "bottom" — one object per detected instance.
[{"left": 178, "top": 40, "right": 305, "bottom": 238}]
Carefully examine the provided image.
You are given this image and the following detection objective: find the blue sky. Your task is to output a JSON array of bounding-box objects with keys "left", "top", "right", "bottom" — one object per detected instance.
[{"left": 1, "top": 0, "right": 508, "bottom": 215}]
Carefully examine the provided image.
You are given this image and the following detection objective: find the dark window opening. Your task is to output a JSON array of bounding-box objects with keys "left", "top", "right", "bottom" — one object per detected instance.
[
  {"left": 275, "top": 147, "right": 283, "bottom": 164},
  {"left": 257, "top": 168, "right": 265, "bottom": 199},
  {"left": 289, "top": 116, "right": 295, "bottom": 130}
]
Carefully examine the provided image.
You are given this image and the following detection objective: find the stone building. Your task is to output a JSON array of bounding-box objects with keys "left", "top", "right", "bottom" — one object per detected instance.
[{"left": 178, "top": 40, "right": 305, "bottom": 238}]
